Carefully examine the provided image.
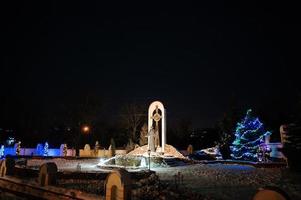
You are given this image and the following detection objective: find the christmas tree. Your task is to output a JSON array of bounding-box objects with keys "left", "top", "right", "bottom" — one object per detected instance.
[{"left": 230, "top": 109, "right": 271, "bottom": 161}]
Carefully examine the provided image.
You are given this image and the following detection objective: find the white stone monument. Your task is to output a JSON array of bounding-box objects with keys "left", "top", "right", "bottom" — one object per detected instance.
[
  {"left": 147, "top": 127, "right": 156, "bottom": 152},
  {"left": 148, "top": 101, "right": 166, "bottom": 153}
]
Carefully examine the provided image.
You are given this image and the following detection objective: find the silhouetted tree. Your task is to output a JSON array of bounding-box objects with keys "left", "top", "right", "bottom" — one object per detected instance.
[
  {"left": 171, "top": 118, "right": 192, "bottom": 149},
  {"left": 119, "top": 103, "right": 146, "bottom": 143},
  {"left": 52, "top": 93, "right": 104, "bottom": 154},
  {"left": 139, "top": 123, "right": 148, "bottom": 146},
  {"left": 217, "top": 97, "right": 241, "bottom": 159}
]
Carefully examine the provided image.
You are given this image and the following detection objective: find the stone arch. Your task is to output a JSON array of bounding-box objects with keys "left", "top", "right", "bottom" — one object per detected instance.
[
  {"left": 5, "top": 157, "right": 15, "bottom": 176},
  {"left": 148, "top": 101, "right": 166, "bottom": 152},
  {"left": 84, "top": 144, "right": 91, "bottom": 151},
  {"left": 38, "top": 162, "right": 58, "bottom": 186},
  {"left": 0, "top": 160, "right": 6, "bottom": 177},
  {"left": 105, "top": 169, "right": 131, "bottom": 200}
]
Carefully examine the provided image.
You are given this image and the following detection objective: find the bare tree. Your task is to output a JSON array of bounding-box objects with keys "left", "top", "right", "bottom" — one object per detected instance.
[
  {"left": 120, "top": 103, "right": 146, "bottom": 143},
  {"left": 139, "top": 123, "right": 148, "bottom": 146}
]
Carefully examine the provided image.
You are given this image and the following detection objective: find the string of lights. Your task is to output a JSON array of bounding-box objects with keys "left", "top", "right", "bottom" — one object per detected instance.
[{"left": 231, "top": 109, "right": 271, "bottom": 161}]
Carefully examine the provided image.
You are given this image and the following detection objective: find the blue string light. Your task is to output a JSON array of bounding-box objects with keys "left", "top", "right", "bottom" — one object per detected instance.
[{"left": 230, "top": 109, "right": 272, "bottom": 161}]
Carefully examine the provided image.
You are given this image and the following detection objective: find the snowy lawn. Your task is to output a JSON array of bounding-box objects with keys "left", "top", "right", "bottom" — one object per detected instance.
[
  {"left": 154, "top": 163, "right": 301, "bottom": 200},
  {"left": 25, "top": 158, "right": 301, "bottom": 199},
  {"left": 26, "top": 158, "right": 102, "bottom": 172}
]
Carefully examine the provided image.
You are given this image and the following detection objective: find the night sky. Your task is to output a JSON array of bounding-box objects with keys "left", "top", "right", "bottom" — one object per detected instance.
[{"left": 1, "top": 1, "right": 300, "bottom": 133}]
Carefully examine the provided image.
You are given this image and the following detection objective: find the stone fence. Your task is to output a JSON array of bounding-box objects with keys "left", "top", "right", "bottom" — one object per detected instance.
[
  {"left": 3, "top": 147, "right": 75, "bottom": 157},
  {"left": 2, "top": 145, "right": 127, "bottom": 158},
  {"left": 79, "top": 149, "right": 127, "bottom": 157}
]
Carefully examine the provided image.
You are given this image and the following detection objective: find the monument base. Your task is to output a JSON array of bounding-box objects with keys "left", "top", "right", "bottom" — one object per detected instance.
[{"left": 127, "top": 144, "right": 185, "bottom": 159}]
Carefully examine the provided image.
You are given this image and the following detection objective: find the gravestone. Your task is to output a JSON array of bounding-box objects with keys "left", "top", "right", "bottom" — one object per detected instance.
[
  {"left": 95, "top": 141, "right": 100, "bottom": 150},
  {"left": 84, "top": 144, "right": 91, "bottom": 156},
  {"left": 187, "top": 144, "right": 193, "bottom": 155},
  {"left": 108, "top": 145, "right": 114, "bottom": 158},
  {"left": 84, "top": 144, "right": 91, "bottom": 151},
  {"left": 105, "top": 168, "right": 131, "bottom": 200},
  {"left": 38, "top": 162, "right": 58, "bottom": 186},
  {"left": 94, "top": 141, "right": 100, "bottom": 156},
  {"left": 0, "top": 160, "right": 6, "bottom": 177},
  {"left": 5, "top": 157, "right": 15, "bottom": 175}
]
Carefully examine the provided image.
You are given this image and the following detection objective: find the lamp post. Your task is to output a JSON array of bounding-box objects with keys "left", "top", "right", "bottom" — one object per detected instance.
[
  {"left": 82, "top": 125, "right": 91, "bottom": 144},
  {"left": 147, "top": 149, "right": 151, "bottom": 171},
  {"left": 82, "top": 125, "right": 90, "bottom": 134}
]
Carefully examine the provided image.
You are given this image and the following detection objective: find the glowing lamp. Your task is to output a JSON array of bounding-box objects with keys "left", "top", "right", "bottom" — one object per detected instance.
[{"left": 82, "top": 126, "right": 90, "bottom": 133}]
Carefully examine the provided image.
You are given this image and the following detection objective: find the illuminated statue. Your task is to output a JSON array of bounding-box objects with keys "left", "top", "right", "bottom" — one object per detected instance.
[
  {"left": 147, "top": 127, "right": 156, "bottom": 152},
  {"left": 154, "top": 126, "right": 160, "bottom": 149},
  {"left": 148, "top": 102, "right": 166, "bottom": 152}
]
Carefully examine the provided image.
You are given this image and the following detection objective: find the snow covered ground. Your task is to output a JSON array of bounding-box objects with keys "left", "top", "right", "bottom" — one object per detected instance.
[
  {"left": 154, "top": 163, "right": 301, "bottom": 200},
  {"left": 25, "top": 158, "right": 301, "bottom": 200},
  {"left": 26, "top": 158, "right": 102, "bottom": 172}
]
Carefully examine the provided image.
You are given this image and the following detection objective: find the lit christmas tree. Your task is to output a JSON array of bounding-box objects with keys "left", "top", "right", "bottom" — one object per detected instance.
[
  {"left": 0, "top": 145, "right": 4, "bottom": 158},
  {"left": 230, "top": 109, "right": 271, "bottom": 161}
]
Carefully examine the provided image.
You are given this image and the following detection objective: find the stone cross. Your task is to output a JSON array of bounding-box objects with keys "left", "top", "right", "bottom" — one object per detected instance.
[
  {"left": 151, "top": 106, "right": 162, "bottom": 129},
  {"left": 148, "top": 101, "right": 166, "bottom": 152}
]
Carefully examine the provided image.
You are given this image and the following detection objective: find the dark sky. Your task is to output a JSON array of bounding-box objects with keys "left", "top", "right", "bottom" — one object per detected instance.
[{"left": 1, "top": 1, "right": 300, "bottom": 129}]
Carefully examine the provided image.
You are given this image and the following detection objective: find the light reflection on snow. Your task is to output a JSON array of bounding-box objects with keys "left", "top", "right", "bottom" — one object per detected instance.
[{"left": 207, "top": 163, "right": 255, "bottom": 171}]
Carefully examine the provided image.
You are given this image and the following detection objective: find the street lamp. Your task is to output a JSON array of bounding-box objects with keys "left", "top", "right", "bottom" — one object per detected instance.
[
  {"left": 82, "top": 125, "right": 90, "bottom": 134},
  {"left": 147, "top": 149, "right": 151, "bottom": 171},
  {"left": 81, "top": 125, "right": 91, "bottom": 145}
]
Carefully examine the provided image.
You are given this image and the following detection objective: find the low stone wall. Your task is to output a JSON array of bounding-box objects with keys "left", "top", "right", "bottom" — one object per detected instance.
[
  {"left": 3, "top": 147, "right": 75, "bottom": 157},
  {"left": 0, "top": 176, "right": 101, "bottom": 200},
  {"left": 79, "top": 149, "right": 127, "bottom": 157},
  {"left": 4, "top": 147, "right": 126, "bottom": 158}
]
